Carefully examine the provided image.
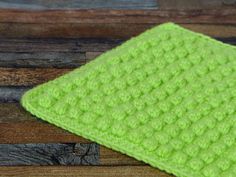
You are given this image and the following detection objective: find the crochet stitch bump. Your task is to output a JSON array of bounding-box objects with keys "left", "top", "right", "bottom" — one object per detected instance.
[{"left": 21, "top": 23, "right": 236, "bottom": 177}]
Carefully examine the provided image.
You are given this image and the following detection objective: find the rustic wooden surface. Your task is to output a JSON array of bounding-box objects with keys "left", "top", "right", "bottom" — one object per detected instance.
[
  {"left": 0, "top": 0, "right": 235, "bottom": 176},
  {"left": 0, "top": 143, "right": 99, "bottom": 165},
  {"left": 0, "top": 103, "right": 90, "bottom": 143},
  {"left": 0, "top": 9, "right": 235, "bottom": 39}
]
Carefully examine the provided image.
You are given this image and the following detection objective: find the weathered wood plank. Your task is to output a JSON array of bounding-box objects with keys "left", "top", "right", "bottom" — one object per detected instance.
[
  {"left": 0, "top": 68, "right": 71, "bottom": 86},
  {"left": 0, "top": 52, "right": 85, "bottom": 68},
  {"left": 0, "top": 23, "right": 235, "bottom": 39},
  {"left": 0, "top": 23, "right": 147, "bottom": 39},
  {"left": 0, "top": 87, "right": 29, "bottom": 102},
  {"left": 0, "top": 38, "right": 120, "bottom": 68},
  {"left": 0, "top": 166, "right": 173, "bottom": 177},
  {"left": 0, "top": 9, "right": 235, "bottom": 24},
  {"left": 0, "top": 38, "right": 78, "bottom": 52},
  {"left": 0, "top": 37, "right": 234, "bottom": 54},
  {"left": 0, "top": 38, "right": 122, "bottom": 53},
  {"left": 0, "top": 0, "right": 158, "bottom": 10},
  {"left": 0, "top": 143, "right": 98, "bottom": 165},
  {"left": 0, "top": 103, "right": 90, "bottom": 143}
]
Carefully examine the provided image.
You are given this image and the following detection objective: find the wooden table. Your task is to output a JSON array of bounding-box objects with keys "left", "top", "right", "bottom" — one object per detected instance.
[{"left": 0, "top": 0, "right": 235, "bottom": 176}]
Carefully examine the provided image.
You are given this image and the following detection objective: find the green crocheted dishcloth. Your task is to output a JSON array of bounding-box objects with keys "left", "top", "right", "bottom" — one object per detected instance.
[{"left": 21, "top": 23, "right": 236, "bottom": 177}]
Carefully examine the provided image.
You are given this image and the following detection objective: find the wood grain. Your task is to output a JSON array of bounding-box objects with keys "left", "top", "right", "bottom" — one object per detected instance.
[
  {"left": 0, "top": 37, "right": 234, "bottom": 54},
  {"left": 0, "top": 38, "right": 121, "bottom": 53},
  {"left": 0, "top": 166, "right": 173, "bottom": 177},
  {"left": 0, "top": 143, "right": 98, "bottom": 165},
  {"left": 0, "top": 68, "right": 71, "bottom": 86},
  {"left": 0, "top": 119, "right": 91, "bottom": 144},
  {"left": 0, "top": 23, "right": 149, "bottom": 39},
  {"left": 99, "top": 146, "right": 143, "bottom": 165},
  {"left": 0, "top": 38, "right": 120, "bottom": 68},
  {"left": 0, "top": 9, "right": 235, "bottom": 24},
  {"left": 0, "top": 103, "right": 90, "bottom": 143},
  {"left": 0, "top": 87, "right": 29, "bottom": 102},
  {"left": 0, "top": 0, "right": 158, "bottom": 10},
  {"left": 0, "top": 52, "right": 85, "bottom": 68},
  {"left": 0, "top": 23, "right": 235, "bottom": 39}
]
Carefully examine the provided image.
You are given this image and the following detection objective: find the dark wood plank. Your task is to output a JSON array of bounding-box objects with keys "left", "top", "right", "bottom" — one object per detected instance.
[
  {"left": 0, "top": 52, "right": 85, "bottom": 68},
  {"left": 0, "top": 23, "right": 148, "bottom": 39},
  {"left": 0, "top": 0, "right": 158, "bottom": 10},
  {"left": 0, "top": 9, "right": 235, "bottom": 24},
  {"left": 0, "top": 38, "right": 79, "bottom": 52},
  {"left": 0, "top": 143, "right": 98, "bottom": 165},
  {"left": 0, "top": 23, "right": 235, "bottom": 39},
  {"left": 217, "top": 37, "right": 236, "bottom": 45},
  {"left": 0, "top": 87, "right": 29, "bottom": 102},
  {"left": 0, "top": 166, "right": 173, "bottom": 177},
  {"left": 0, "top": 37, "right": 234, "bottom": 54},
  {"left": 0, "top": 68, "right": 71, "bottom": 86},
  {"left": 0, "top": 38, "right": 122, "bottom": 53},
  {"left": 0, "top": 103, "right": 90, "bottom": 143},
  {"left": 0, "top": 38, "right": 121, "bottom": 68}
]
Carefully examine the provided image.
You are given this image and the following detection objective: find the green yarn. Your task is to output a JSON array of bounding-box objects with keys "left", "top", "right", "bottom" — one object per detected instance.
[{"left": 21, "top": 23, "right": 236, "bottom": 177}]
